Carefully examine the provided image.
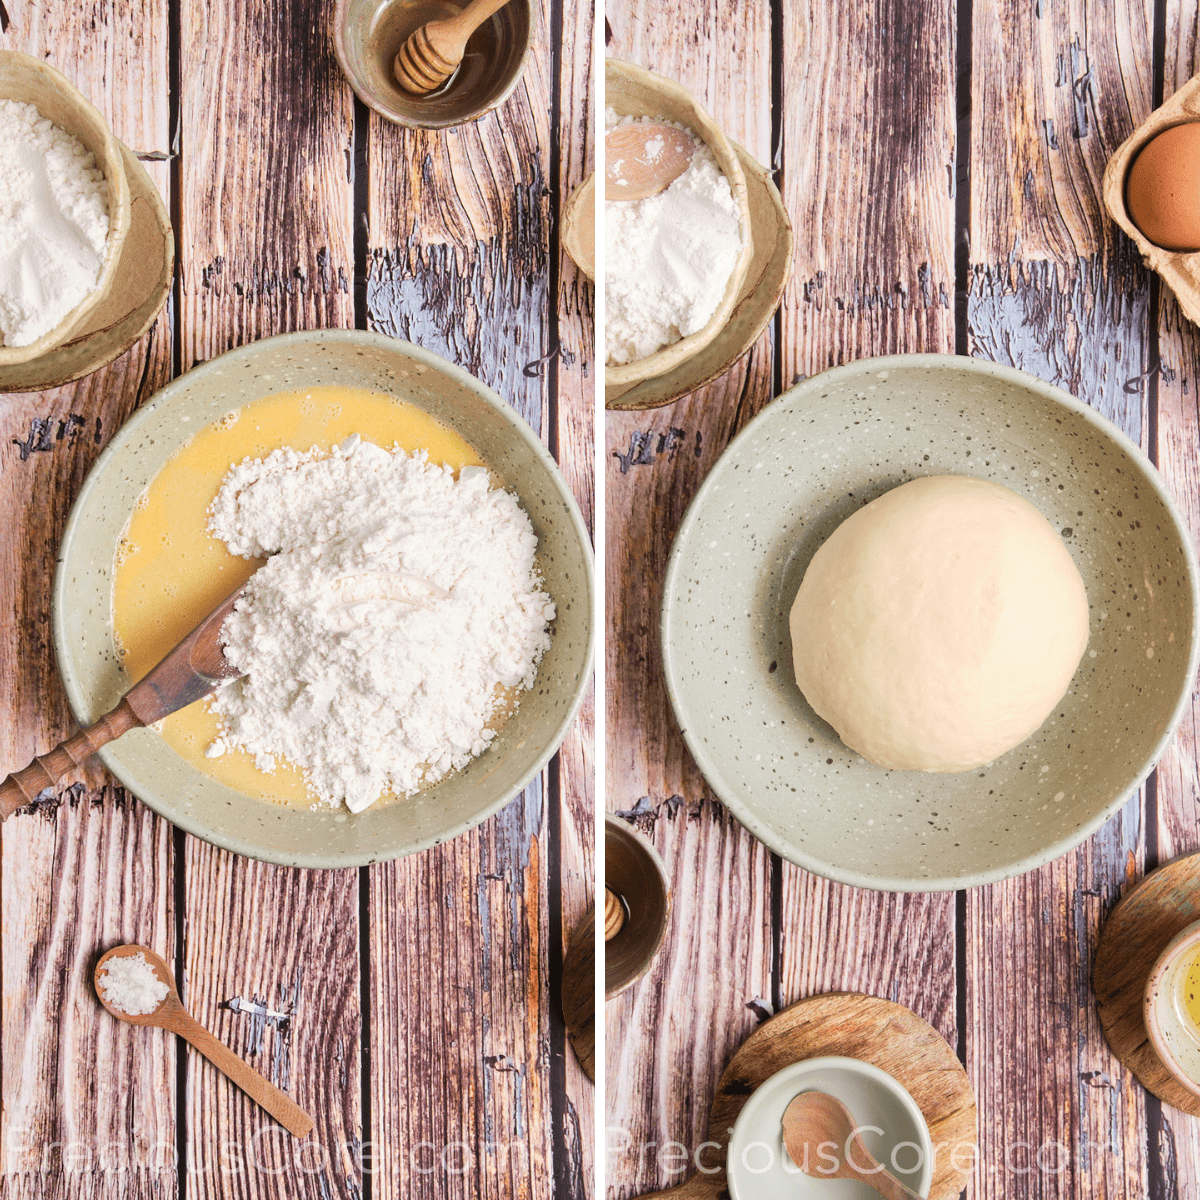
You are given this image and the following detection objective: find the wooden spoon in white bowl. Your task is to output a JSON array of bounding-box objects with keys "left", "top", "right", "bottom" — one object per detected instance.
[
  {"left": 782, "top": 1091, "right": 923, "bottom": 1200},
  {"left": 605, "top": 123, "right": 696, "bottom": 201},
  {"left": 95, "top": 944, "right": 314, "bottom": 1138}
]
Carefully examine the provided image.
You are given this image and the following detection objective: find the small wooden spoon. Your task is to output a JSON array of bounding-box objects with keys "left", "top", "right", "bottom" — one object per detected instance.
[
  {"left": 95, "top": 944, "right": 314, "bottom": 1139},
  {"left": 605, "top": 123, "right": 696, "bottom": 201},
  {"left": 0, "top": 579, "right": 248, "bottom": 819},
  {"left": 782, "top": 1091, "right": 923, "bottom": 1200},
  {"left": 393, "top": 0, "right": 515, "bottom": 95}
]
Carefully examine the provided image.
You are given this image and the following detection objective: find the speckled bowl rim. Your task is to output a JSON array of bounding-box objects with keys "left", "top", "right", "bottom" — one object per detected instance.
[
  {"left": 1144, "top": 918, "right": 1200, "bottom": 1102},
  {"left": 332, "top": 0, "right": 532, "bottom": 130},
  {"left": 52, "top": 329, "right": 595, "bottom": 868},
  {"left": 661, "top": 353, "right": 1200, "bottom": 892},
  {"left": 726, "top": 1056, "right": 934, "bottom": 1200}
]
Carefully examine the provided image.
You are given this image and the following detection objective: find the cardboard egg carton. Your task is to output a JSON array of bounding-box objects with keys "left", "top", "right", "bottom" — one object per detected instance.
[{"left": 1104, "top": 72, "right": 1200, "bottom": 327}]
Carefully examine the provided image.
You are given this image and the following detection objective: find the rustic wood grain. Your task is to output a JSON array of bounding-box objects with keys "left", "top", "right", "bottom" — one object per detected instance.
[
  {"left": 605, "top": 802, "right": 771, "bottom": 1196},
  {"left": 966, "top": 1, "right": 1157, "bottom": 1196},
  {"left": 774, "top": 0, "right": 959, "bottom": 1072},
  {"left": 1150, "top": 4, "right": 1200, "bottom": 1192},
  {"left": 777, "top": 0, "right": 956, "bottom": 382},
  {"left": 178, "top": 0, "right": 355, "bottom": 363},
  {"left": 554, "top": 0, "right": 597, "bottom": 1187},
  {"left": 603, "top": 2, "right": 775, "bottom": 1196},
  {"left": 175, "top": 4, "right": 362, "bottom": 1196},
  {"left": 0, "top": 6, "right": 176, "bottom": 1198}
]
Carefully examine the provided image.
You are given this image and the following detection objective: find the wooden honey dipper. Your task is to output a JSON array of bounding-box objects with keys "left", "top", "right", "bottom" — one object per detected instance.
[{"left": 393, "top": 0, "right": 516, "bottom": 95}]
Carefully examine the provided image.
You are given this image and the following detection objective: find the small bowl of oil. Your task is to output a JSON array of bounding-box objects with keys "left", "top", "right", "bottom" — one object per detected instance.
[
  {"left": 1145, "top": 919, "right": 1200, "bottom": 1102},
  {"left": 334, "top": 0, "right": 531, "bottom": 129}
]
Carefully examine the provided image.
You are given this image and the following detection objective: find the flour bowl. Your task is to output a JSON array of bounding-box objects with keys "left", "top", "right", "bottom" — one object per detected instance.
[
  {"left": 0, "top": 50, "right": 131, "bottom": 365},
  {"left": 604, "top": 59, "right": 754, "bottom": 390},
  {"left": 661, "top": 355, "right": 1200, "bottom": 891},
  {"left": 53, "top": 330, "right": 594, "bottom": 868}
]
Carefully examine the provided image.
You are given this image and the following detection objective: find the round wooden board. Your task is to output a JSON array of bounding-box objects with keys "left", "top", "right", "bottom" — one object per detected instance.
[
  {"left": 637, "top": 992, "right": 977, "bottom": 1199},
  {"left": 1095, "top": 851, "right": 1200, "bottom": 1116}
]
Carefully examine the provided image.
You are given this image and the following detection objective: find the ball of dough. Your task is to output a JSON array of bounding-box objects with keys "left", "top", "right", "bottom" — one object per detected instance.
[{"left": 789, "top": 475, "right": 1089, "bottom": 772}]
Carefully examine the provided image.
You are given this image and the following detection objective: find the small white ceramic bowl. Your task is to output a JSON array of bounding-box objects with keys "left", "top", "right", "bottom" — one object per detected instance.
[
  {"left": 1145, "top": 918, "right": 1200, "bottom": 1102},
  {"left": 726, "top": 1056, "right": 933, "bottom": 1200}
]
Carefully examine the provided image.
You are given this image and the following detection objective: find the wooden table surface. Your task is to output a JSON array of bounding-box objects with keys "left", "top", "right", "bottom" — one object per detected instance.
[
  {"left": 0, "top": 2, "right": 594, "bottom": 1198},
  {"left": 605, "top": 1, "right": 1200, "bottom": 1198}
]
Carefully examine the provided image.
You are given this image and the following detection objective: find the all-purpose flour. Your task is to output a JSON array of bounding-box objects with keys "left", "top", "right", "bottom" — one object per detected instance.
[
  {"left": 605, "top": 114, "right": 743, "bottom": 365},
  {"left": 0, "top": 100, "right": 110, "bottom": 347},
  {"left": 206, "top": 436, "right": 555, "bottom": 813}
]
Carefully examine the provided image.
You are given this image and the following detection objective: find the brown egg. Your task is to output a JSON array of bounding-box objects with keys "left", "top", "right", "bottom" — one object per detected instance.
[{"left": 1127, "top": 122, "right": 1200, "bottom": 251}]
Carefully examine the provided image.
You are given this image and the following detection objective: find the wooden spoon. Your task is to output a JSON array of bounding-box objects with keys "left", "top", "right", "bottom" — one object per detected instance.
[
  {"left": 605, "top": 123, "right": 696, "bottom": 201},
  {"left": 0, "top": 579, "right": 248, "bottom": 819},
  {"left": 782, "top": 1091, "right": 924, "bottom": 1200},
  {"left": 95, "top": 945, "right": 314, "bottom": 1138},
  {"left": 393, "top": 0, "right": 515, "bottom": 95}
]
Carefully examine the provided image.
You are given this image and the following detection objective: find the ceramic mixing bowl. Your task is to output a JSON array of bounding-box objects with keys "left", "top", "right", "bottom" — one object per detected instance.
[
  {"left": 604, "top": 59, "right": 755, "bottom": 390},
  {"left": 0, "top": 50, "right": 131, "bottom": 365},
  {"left": 53, "top": 330, "right": 594, "bottom": 868},
  {"left": 661, "top": 354, "right": 1200, "bottom": 891},
  {"left": 1145, "top": 918, "right": 1200, "bottom": 1102},
  {"left": 334, "top": 0, "right": 531, "bottom": 129}
]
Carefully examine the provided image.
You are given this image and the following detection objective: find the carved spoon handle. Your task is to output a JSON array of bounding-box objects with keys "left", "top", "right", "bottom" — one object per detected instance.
[{"left": 0, "top": 698, "right": 143, "bottom": 820}]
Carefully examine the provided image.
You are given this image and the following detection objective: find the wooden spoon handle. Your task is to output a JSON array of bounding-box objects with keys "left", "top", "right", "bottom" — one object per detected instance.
[
  {"left": 442, "top": 0, "right": 513, "bottom": 42},
  {"left": 844, "top": 1134, "right": 923, "bottom": 1200},
  {"left": 0, "top": 698, "right": 143, "bottom": 820},
  {"left": 175, "top": 1012, "right": 314, "bottom": 1138}
]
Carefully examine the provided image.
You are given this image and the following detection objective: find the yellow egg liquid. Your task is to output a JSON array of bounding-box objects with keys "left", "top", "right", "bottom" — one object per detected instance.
[
  {"left": 112, "top": 386, "right": 484, "bottom": 808},
  {"left": 1181, "top": 945, "right": 1200, "bottom": 1035}
]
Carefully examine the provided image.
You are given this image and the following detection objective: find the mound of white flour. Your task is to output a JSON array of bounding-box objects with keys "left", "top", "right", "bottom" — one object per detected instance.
[
  {"left": 0, "top": 99, "right": 110, "bottom": 347},
  {"left": 206, "top": 436, "right": 555, "bottom": 813},
  {"left": 605, "top": 114, "right": 743, "bottom": 365}
]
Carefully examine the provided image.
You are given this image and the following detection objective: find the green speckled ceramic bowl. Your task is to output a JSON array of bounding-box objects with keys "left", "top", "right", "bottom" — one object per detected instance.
[
  {"left": 662, "top": 354, "right": 1200, "bottom": 891},
  {"left": 54, "top": 330, "right": 594, "bottom": 868}
]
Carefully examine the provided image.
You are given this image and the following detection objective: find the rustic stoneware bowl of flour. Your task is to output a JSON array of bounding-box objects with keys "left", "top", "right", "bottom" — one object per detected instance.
[
  {"left": 661, "top": 355, "right": 1200, "bottom": 891},
  {"left": 604, "top": 59, "right": 754, "bottom": 391},
  {"left": 334, "top": 0, "right": 531, "bottom": 129},
  {"left": 53, "top": 330, "right": 594, "bottom": 868},
  {"left": 0, "top": 50, "right": 131, "bottom": 365}
]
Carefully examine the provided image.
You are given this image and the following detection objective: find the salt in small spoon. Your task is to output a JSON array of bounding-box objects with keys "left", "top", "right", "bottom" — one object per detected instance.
[{"left": 95, "top": 944, "right": 314, "bottom": 1139}]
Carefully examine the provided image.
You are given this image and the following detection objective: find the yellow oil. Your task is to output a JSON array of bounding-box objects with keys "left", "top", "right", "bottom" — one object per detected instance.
[
  {"left": 112, "top": 385, "right": 483, "bottom": 808},
  {"left": 1182, "top": 945, "right": 1200, "bottom": 1034}
]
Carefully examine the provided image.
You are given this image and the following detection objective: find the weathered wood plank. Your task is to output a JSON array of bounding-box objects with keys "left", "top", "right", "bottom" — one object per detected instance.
[
  {"left": 604, "top": 2, "right": 774, "bottom": 1194},
  {"left": 178, "top": 0, "right": 355, "bottom": 366},
  {"left": 775, "top": 0, "right": 958, "bottom": 1048},
  {"left": 176, "top": 4, "right": 361, "bottom": 1196},
  {"left": 1150, "top": 3, "right": 1200, "bottom": 1192},
  {"left": 182, "top": 846, "right": 361, "bottom": 1198},
  {"left": 364, "top": 1, "right": 579, "bottom": 1191},
  {"left": 554, "top": 0, "right": 596, "bottom": 1187},
  {"left": 967, "top": 0, "right": 1154, "bottom": 1194},
  {"left": 604, "top": 802, "right": 771, "bottom": 1197},
  {"left": 777, "top": 0, "right": 956, "bottom": 380},
  {"left": 0, "top": 7, "right": 175, "bottom": 1197}
]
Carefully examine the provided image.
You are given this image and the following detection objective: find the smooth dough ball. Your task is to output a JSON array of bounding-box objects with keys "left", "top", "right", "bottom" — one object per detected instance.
[{"left": 789, "top": 475, "right": 1089, "bottom": 772}]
